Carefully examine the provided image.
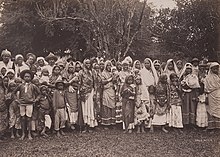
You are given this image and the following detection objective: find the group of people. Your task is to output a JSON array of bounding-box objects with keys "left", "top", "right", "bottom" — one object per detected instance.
[{"left": 0, "top": 49, "right": 220, "bottom": 141}]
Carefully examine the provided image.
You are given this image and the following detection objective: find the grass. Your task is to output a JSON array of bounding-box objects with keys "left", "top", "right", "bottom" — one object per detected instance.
[{"left": 0, "top": 127, "right": 220, "bottom": 157}]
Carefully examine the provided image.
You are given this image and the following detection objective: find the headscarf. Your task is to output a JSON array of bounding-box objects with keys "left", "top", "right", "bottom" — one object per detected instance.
[
  {"left": 140, "top": 58, "right": 158, "bottom": 86},
  {"left": 104, "top": 60, "right": 112, "bottom": 71},
  {"left": 133, "top": 60, "right": 142, "bottom": 70},
  {"left": 204, "top": 62, "right": 220, "bottom": 118},
  {"left": 37, "top": 57, "right": 48, "bottom": 66},
  {"left": 180, "top": 63, "right": 200, "bottom": 89},
  {"left": 163, "top": 59, "right": 179, "bottom": 77},
  {"left": 204, "top": 62, "right": 220, "bottom": 93},
  {"left": 124, "top": 56, "right": 133, "bottom": 66},
  {"left": 1, "top": 49, "right": 11, "bottom": 57},
  {"left": 15, "top": 54, "right": 24, "bottom": 61},
  {"left": 179, "top": 63, "right": 192, "bottom": 79}
]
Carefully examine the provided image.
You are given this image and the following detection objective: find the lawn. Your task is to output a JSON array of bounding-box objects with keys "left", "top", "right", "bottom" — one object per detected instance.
[{"left": 0, "top": 128, "right": 220, "bottom": 157}]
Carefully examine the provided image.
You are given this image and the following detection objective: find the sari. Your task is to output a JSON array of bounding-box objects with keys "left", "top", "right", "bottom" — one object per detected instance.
[
  {"left": 100, "top": 62, "right": 116, "bottom": 125},
  {"left": 78, "top": 67, "right": 98, "bottom": 128},
  {"left": 121, "top": 75, "right": 136, "bottom": 130},
  {"left": 204, "top": 62, "right": 220, "bottom": 129}
]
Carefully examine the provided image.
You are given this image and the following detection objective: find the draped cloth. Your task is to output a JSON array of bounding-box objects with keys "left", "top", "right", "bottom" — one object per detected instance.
[
  {"left": 204, "top": 62, "right": 220, "bottom": 119},
  {"left": 140, "top": 58, "right": 158, "bottom": 87},
  {"left": 81, "top": 89, "right": 98, "bottom": 127}
]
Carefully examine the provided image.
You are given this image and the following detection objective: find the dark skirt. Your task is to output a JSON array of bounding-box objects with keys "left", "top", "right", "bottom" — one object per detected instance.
[
  {"left": 207, "top": 113, "right": 220, "bottom": 129},
  {"left": 101, "top": 105, "right": 116, "bottom": 126},
  {"left": 182, "top": 90, "right": 197, "bottom": 125}
]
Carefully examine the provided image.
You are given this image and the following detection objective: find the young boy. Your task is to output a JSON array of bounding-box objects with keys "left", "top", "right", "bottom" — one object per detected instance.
[
  {"left": 13, "top": 69, "right": 40, "bottom": 140},
  {"left": 53, "top": 80, "right": 67, "bottom": 136},
  {"left": 37, "top": 85, "right": 52, "bottom": 137}
]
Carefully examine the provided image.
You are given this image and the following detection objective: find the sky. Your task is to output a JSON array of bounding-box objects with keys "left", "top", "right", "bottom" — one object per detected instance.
[{"left": 147, "top": 0, "right": 177, "bottom": 9}]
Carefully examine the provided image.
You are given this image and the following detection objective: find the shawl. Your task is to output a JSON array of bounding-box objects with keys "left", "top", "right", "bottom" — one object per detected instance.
[{"left": 140, "top": 58, "right": 158, "bottom": 86}]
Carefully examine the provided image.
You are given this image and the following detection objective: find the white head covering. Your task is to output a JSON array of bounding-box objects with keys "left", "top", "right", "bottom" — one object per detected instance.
[
  {"left": 140, "top": 58, "right": 158, "bottom": 86},
  {"left": 15, "top": 54, "right": 24, "bottom": 61},
  {"left": 163, "top": 59, "right": 179, "bottom": 74},
  {"left": 133, "top": 60, "right": 142, "bottom": 70},
  {"left": 1, "top": 49, "right": 11, "bottom": 57},
  {"left": 179, "top": 63, "right": 193, "bottom": 79}
]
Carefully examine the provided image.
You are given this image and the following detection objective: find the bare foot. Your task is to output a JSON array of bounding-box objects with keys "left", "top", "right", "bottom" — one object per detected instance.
[
  {"left": 11, "top": 134, "right": 15, "bottom": 139},
  {"left": 128, "top": 129, "right": 132, "bottom": 134},
  {"left": 19, "top": 134, "right": 25, "bottom": 140},
  {"left": 162, "top": 127, "right": 169, "bottom": 133},
  {"left": 16, "top": 132, "right": 21, "bottom": 138},
  {"left": 41, "top": 132, "right": 49, "bottom": 137},
  {"left": 137, "top": 129, "right": 141, "bottom": 134},
  {"left": 150, "top": 126, "right": 154, "bottom": 133},
  {"left": 28, "top": 134, "right": 33, "bottom": 140},
  {"left": 60, "top": 130, "right": 65, "bottom": 136},
  {"left": 56, "top": 131, "right": 61, "bottom": 137},
  {"left": 70, "top": 125, "right": 75, "bottom": 130}
]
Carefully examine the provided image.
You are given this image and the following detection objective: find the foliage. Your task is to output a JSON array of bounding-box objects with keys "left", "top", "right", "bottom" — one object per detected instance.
[{"left": 0, "top": 0, "right": 219, "bottom": 61}]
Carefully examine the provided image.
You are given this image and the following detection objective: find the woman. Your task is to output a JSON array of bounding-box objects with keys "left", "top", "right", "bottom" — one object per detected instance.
[
  {"left": 176, "top": 60, "right": 184, "bottom": 77},
  {"left": 180, "top": 63, "right": 200, "bottom": 126},
  {"left": 26, "top": 53, "right": 36, "bottom": 69},
  {"left": 133, "top": 60, "right": 142, "bottom": 77},
  {"left": 100, "top": 61, "right": 116, "bottom": 127},
  {"left": 44, "top": 52, "right": 58, "bottom": 76},
  {"left": 140, "top": 58, "right": 158, "bottom": 88},
  {"left": 49, "top": 65, "right": 62, "bottom": 87},
  {"left": 153, "top": 60, "right": 162, "bottom": 78},
  {"left": 63, "top": 62, "right": 79, "bottom": 130},
  {"left": 14, "top": 54, "right": 29, "bottom": 78},
  {"left": 163, "top": 59, "right": 179, "bottom": 82},
  {"left": 36, "top": 57, "right": 48, "bottom": 77},
  {"left": 78, "top": 59, "right": 98, "bottom": 132},
  {"left": 0, "top": 49, "right": 13, "bottom": 71},
  {"left": 204, "top": 62, "right": 220, "bottom": 130}
]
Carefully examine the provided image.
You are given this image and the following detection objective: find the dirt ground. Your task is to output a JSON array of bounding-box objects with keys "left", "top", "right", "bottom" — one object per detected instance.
[{"left": 0, "top": 127, "right": 220, "bottom": 157}]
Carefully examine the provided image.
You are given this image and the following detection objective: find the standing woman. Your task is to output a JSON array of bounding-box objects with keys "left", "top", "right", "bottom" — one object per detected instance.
[
  {"left": 100, "top": 60, "right": 116, "bottom": 128},
  {"left": 133, "top": 60, "right": 142, "bottom": 77},
  {"left": 140, "top": 58, "right": 158, "bottom": 89},
  {"left": 14, "top": 54, "right": 29, "bottom": 78},
  {"left": 163, "top": 59, "right": 179, "bottom": 82},
  {"left": 63, "top": 62, "right": 79, "bottom": 130},
  {"left": 0, "top": 49, "right": 14, "bottom": 71},
  {"left": 0, "top": 76, "right": 8, "bottom": 141},
  {"left": 78, "top": 59, "right": 98, "bottom": 132},
  {"left": 153, "top": 60, "right": 162, "bottom": 78},
  {"left": 26, "top": 53, "right": 36, "bottom": 69},
  {"left": 180, "top": 63, "right": 200, "bottom": 126},
  {"left": 204, "top": 62, "right": 220, "bottom": 131}
]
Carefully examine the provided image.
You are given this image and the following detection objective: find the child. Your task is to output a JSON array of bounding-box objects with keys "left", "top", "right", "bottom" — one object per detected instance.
[
  {"left": 6, "top": 69, "right": 15, "bottom": 81},
  {"left": 37, "top": 85, "right": 52, "bottom": 137},
  {"left": 148, "top": 85, "right": 156, "bottom": 132},
  {"left": 196, "top": 83, "right": 208, "bottom": 128},
  {"left": 39, "top": 68, "right": 50, "bottom": 84},
  {"left": 134, "top": 76, "right": 149, "bottom": 133},
  {"left": 121, "top": 75, "right": 136, "bottom": 133},
  {"left": 168, "top": 73, "right": 183, "bottom": 131},
  {"left": 152, "top": 75, "right": 169, "bottom": 133},
  {"left": 53, "top": 80, "right": 67, "bottom": 136},
  {"left": 13, "top": 69, "right": 40, "bottom": 140},
  {"left": 5, "top": 81, "right": 21, "bottom": 138},
  {"left": 0, "top": 67, "right": 7, "bottom": 77}
]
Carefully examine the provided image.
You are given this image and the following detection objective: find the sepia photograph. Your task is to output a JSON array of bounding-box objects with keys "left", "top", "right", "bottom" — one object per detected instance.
[{"left": 0, "top": 0, "right": 220, "bottom": 156}]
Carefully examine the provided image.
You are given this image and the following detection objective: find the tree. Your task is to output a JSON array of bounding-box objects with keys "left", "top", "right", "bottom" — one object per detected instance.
[{"left": 150, "top": 0, "right": 220, "bottom": 60}]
